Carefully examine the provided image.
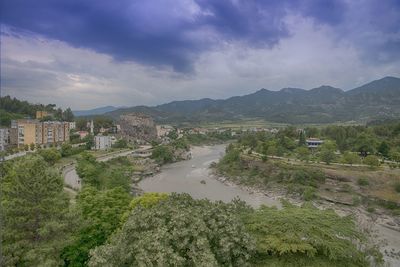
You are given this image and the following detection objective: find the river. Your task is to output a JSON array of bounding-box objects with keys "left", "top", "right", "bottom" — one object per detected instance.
[
  {"left": 139, "top": 144, "right": 400, "bottom": 266},
  {"left": 139, "top": 144, "right": 280, "bottom": 208}
]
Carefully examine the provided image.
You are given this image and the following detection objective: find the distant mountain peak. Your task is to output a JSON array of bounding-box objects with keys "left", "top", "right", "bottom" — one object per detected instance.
[
  {"left": 310, "top": 85, "right": 343, "bottom": 93},
  {"left": 103, "top": 76, "right": 400, "bottom": 124},
  {"left": 280, "top": 87, "right": 305, "bottom": 93}
]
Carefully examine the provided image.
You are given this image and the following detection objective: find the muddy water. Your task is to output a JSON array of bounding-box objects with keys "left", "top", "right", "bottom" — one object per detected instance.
[{"left": 139, "top": 144, "right": 280, "bottom": 208}]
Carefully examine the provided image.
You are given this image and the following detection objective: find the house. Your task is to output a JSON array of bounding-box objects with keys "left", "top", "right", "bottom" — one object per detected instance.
[
  {"left": 78, "top": 131, "right": 89, "bottom": 139},
  {"left": 306, "top": 138, "right": 324, "bottom": 148}
]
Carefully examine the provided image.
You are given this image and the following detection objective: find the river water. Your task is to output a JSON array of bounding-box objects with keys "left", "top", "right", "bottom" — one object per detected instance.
[{"left": 139, "top": 144, "right": 280, "bottom": 208}]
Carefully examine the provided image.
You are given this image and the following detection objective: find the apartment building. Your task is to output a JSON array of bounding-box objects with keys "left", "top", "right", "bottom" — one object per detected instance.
[
  {"left": 11, "top": 119, "right": 70, "bottom": 147},
  {"left": 94, "top": 135, "right": 114, "bottom": 150},
  {"left": 0, "top": 128, "right": 10, "bottom": 151},
  {"left": 36, "top": 110, "right": 51, "bottom": 119}
]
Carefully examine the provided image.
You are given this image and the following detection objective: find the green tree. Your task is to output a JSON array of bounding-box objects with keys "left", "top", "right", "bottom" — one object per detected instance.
[
  {"left": 342, "top": 151, "right": 361, "bottom": 165},
  {"left": 319, "top": 141, "right": 337, "bottom": 165},
  {"left": 243, "top": 204, "right": 376, "bottom": 266},
  {"left": 61, "top": 143, "right": 73, "bottom": 157},
  {"left": 29, "top": 143, "right": 35, "bottom": 151},
  {"left": 1, "top": 156, "right": 72, "bottom": 266},
  {"left": 62, "top": 187, "right": 131, "bottom": 266},
  {"left": 363, "top": 155, "right": 380, "bottom": 168},
  {"left": 63, "top": 107, "right": 75, "bottom": 122},
  {"left": 298, "top": 131, "right": 306, "bottom": 146},
  {"left": 295, "top": 146, "right": 310, "bottom": 161},
  {"left": 38, "top": 148, "right": 62, "bottom": 165},
  {"left": 89, "top": 194, "right": 255, "bottom": 267},
  {"left": 378, "top": 141, "right": 390, "bottom": 158},
  {"left": 355, "top": 133, "right": 377, "bottom": 157},
  {"left": 151, "top": 145, "right": 174, "bottom": 164},
  {"left": 112, "top": 139, "right": 128, "bottom": 149},
  {"left": 389, "top": 151, "right": 400, "bottom": 162}
]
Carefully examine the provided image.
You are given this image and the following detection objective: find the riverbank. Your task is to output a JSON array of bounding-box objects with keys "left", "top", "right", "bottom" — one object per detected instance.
[{"left": 211, "top": 153, "right": 400, "bottom": 266}]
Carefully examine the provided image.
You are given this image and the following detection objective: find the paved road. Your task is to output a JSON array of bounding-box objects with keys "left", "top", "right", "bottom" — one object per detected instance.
[{"left": 63, "top": 146, "right": 152, "bottom": 190}]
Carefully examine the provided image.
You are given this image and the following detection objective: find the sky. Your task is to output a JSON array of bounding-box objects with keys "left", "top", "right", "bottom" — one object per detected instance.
[{"left": 1, "top": 0, "right": 400, "bottom": 110}]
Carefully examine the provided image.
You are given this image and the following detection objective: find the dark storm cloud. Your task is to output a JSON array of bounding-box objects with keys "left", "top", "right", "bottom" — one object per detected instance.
[{"left": 1, "top": 0, "right": 399, "bottom": 71}]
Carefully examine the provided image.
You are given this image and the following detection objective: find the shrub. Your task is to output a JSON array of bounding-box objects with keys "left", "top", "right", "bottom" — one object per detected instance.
[
  {"left": 394, "top": 182, "right": 400, "bottom": 193},
  {"left": 303, "top": 186, "right": 317, "bottom": 201},
  {"left": 357, "top": 178, "right": 369, "bottom": 187},
  {"left": 363, "top": 155, "right": 380, "bottom": 168}
]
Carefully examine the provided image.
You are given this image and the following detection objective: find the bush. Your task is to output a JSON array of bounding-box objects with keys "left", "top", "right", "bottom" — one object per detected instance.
[
  {"left": 303, "top": 186, "right": 317, "bottom": 201},
  {"left": 151, "top": 145, "right": 174, "bottom": 164},
  {"left": 394, "top": 182, "right": 400, "bottom": 193},
  {"left": 363, "top": 155, "right": 380, "bottom": 168},
  {"left": 357, "top": 178, "right": 369, "bottom": 187},
  {"left": 38, "top": 148, "right": 62, "bottom": 165}
]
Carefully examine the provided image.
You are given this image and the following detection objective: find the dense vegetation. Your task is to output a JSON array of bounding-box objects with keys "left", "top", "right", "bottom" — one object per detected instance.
[
  {"left": 0, "top": 95, "right": 74, "bottom": 126},
  {"left": 76, "top": 153, "right": 134, "bottom": 192},
  {"left": 216, "top": 144, "right": 325, "bottom": 201},
  {"left": 1, "top": 153, "right": 382, "bottom": 266},
  {"left": 151, "top": 138, "right": 190, "bottom": 164},
  {"left": 236, "top": 122, "right": 400, "bottom": 165},
  {"left": 184, "top": 130, "right": 234, "bottom": 145}
]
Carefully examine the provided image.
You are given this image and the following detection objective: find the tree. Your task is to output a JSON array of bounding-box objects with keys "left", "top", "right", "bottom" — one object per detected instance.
[
  {"left": 295, "top": 146, "right": 310, "bottom": 162},
  {"left": 242, "top": 203, "right": 376, "bottom": 266},
  {"left": 151, "top": 145, "right": 174, "bottom": 164},
  {"left": 62, "top": 187, "right": 131, "bottom": 266},
  {"left": 38, "top": 148, "right": 62, "bottom": 165},
  {"left": 29, "top": 143, "right": 35, "bottom": 151},
  {"left": 377, "top": 141, "right": 390, "bottom": 158},
  {"left": 298, "top": 131, "right": 306, "bottom": 147},
  {"left": 61, "top": 143, "right": 73, "bottom": 157},
  {"left": 342, "top": 151, "right": 360, "bottom": 165},
  {"left": 319, "top": 141, "right": 337, "bottom": 165},
  {"left": 112, "top": 139, "right": 128, "bottom": 149},
  {"left": 1, "top": 156, "right": 73, "bottom": 266},
  {"left": 355, "top": 133, "right": 377, "bottom": 157},
  {"left": 363, "top": 155, "right": 380, "bottom": 168},
  {"left": 63, "top": 107, "right": 75, "bottom": 122},
  {"left": 389, "top": 151, "right": 400, "bottom": 162},
  {"left": 89, "top": 194, "right": 255, "bottom": 267}
]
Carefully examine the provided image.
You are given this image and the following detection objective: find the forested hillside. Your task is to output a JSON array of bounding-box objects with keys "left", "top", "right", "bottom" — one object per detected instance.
[
  {"left": 104, "top": 76, "right": 400, "bottom": 124},
  {"left": 0, "top": 96, "right": 74, "bottom": 125}
]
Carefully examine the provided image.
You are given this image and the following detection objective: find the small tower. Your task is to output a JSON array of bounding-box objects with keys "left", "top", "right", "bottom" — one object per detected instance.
[{"left": 90, "top": 120, "right": 94, "bottom": 135}]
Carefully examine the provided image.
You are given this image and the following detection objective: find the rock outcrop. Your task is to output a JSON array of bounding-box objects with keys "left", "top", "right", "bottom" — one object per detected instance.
[{"left": 119, "top": 113, "right": 157, "bottom": 143}]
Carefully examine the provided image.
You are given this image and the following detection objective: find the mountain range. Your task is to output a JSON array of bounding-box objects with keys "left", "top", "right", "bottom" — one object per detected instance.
[
  {"left": 73, "top": 106, "right": 120, "bottom": 117},
  {"left": 77, "top": 76, "right": 400, "bottom": 124}
]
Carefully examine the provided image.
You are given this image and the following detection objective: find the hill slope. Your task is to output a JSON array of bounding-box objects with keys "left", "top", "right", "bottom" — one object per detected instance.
[{"left": 105, "top": 76, "right": 400, "bottom": 124}]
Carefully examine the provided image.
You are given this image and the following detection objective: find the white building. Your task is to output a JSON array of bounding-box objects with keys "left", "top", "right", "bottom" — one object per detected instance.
[
  {"left": 0, "top": 128, "right": 10, "bottom": 151},
  {"left": 306, "top": 138, "right": 324, "bottom": 148},
  {"left": 94, "top": 135, "right": 112, "bottom": 150},
  {"left": 69, "top": 121, "right": 76, "bottom": 130}
]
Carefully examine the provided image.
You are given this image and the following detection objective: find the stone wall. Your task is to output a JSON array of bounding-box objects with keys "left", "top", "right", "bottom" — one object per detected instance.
[{"left": 119, "top": 113, "right": 157, "bottom": 142}]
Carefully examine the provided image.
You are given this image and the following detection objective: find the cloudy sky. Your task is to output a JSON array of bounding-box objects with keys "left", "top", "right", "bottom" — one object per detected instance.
[{"left": 1, "top": 0, "right": 400, "bottom": 109}]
